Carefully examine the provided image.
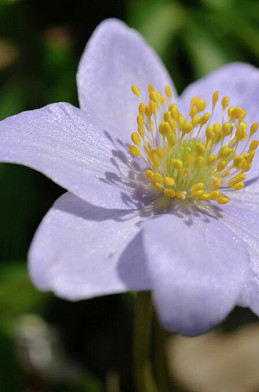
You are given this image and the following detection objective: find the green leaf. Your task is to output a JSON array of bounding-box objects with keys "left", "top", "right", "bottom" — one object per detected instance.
[
  {"left": 128, "top": 0, "right": 185, "bottom": 57},
  {"left": 0, "top": 261, "right": 49, "bottom": 316},
  {"left": 0, "top": 323, "right": 24, "bottom": 392}
]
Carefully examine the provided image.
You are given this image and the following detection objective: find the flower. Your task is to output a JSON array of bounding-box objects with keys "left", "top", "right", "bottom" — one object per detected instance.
[{"left": 0, "top": 19, "right": 259, "bottom": 336}]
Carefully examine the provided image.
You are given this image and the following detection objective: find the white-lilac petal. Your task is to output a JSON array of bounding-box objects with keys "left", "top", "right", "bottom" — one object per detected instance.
[
  {"left": 77, "top": 18, "right": 176, "bottom": 138},
  {"left": 218, "top": 204, "right": 259, "bottom": 315},
  {"left": 142, "top": 207, "right": 249, "bottom": 336},
  {"left": 29, "top": 192, "right": 150, "bottom": 300},
  {"left": 225, "top": 179, "right": 259, "bottom": 212},
  {"left": 0, "top": 102, "right": 155, "bottom": 209}
]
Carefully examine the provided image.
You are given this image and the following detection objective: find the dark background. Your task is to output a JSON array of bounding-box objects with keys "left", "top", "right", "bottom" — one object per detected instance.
[{"left": 0, "top": 0, "right": 258, "bottom": 391}]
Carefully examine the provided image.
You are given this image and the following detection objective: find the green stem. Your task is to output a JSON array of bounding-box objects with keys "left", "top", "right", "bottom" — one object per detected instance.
[
  {"left": 133, "top": 291, "right": 157, "bottom": 392},
  {"left": 154, "top": 313, "right": 172, "bottom": 392}
]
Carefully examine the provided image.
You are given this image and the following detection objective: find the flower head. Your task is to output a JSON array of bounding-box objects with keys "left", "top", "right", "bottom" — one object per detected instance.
[
  {"left": 129, "top": 84, "right": 258, "bottom": 204},
  {"left": 0, "top": 19, "right": 259, "bottom": 335}
]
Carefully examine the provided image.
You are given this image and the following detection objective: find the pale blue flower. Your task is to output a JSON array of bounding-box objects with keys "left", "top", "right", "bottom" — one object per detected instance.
[{"left": 0, "top": 19, "right": 259, "bottom": 335}]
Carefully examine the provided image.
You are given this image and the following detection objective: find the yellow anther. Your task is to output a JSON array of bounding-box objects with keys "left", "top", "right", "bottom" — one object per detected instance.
[
  {"left": 148, "top": 84, "right": 154, "bottom": 95},
  {"left": 165, "top": 86, "right": 172, "bottom": 98},
  {"left": 154, "top": 172, "right": 163, "bottom": 184},
  {"left": 195, "top": 142, "right": 205, "bottom": 156},
  {"left": 243, "top": 163, "right": 252, "bottom": 172},
  {"left": 210, "top": 177, "right": 221, "bottom": 191},
  {"left": 129, "top": 145, "right": 141, "bottom": 157},
  {"left": 247, "top": 150, "right": 255, "bottom": 164},
  {"left": 144, "top": 105, "right": 152, "bottom": 118},
  {"left": 198, "top": 193, "right": 210, "bottom": 201},
  {"left": 231, "top": 106, "right": 245, "bottom": 120},
  {"left": 170, "top": 106, "right": 179, "bottom": 121},
  {"left": 206, "top": 126, "right": 213, "bottom": 141},
  {"left": 150, "top": 91, "right": 158, "bottom": 103},
  {"left": 156, "top": 91, "right": 163, "bottom": 103},
  {"left": 192, "top": 190, "right": 204, "bottom": 198},
  {"left": 131, "top": 85, "right": 141, "bottom": 97},
  {"left": 171, "top": 159, "right": 183, "bottom": 169},
  {"left": 249, "top": 140, "right": 259, "bottom": 151},
  {"left": 217, "top": 159, "right": 227, "bottom": 171},
  {"left": 139, "top": 103, "right": 145, "bottom": 115},
  {"left": 149, "top": 100, "right": 157, "bottom": 114},
  {"left": 233, "top": 156, "right": 246, "bottom": 169},
  {"left": 169, "top": 104, "right": 178, "bottom": 111},
  {"left": 217, "top": 196, "right": 229, "bottom": 204},
  {"left": 131, "top": 132, "right": 141, "bottom": 145},
  {"left": 234, "top": 173, "right": 246, "bottom": 181},
  {"left": 221, "top": 96, "right": 230, "bottom": 109},
  {"left": 192, "top": 183, "right": 204, "bottom": 192},
  {"left": 164, "top": 188, "right": 176, "bottom": 198},
  {"left": 196, "top": 99, "right": 207, "bottom": 112},
  {"left": 145, "top": 170, "right": 154, "bottom": 181},
  {"left": 231, "top": 181, "right": 244, "bottom": 191},
  {"left": 159, "top": 122, "right": 169, "bottom": 136},
  {"left": 176, "top": 191, "right": 186, "bottom": 200},
  {"left": 182, "top": 168, "right": 189, "bottom": 177},
  {"left": 157, "top": 147, "right": 165, "bottom": 159},
  {"left": 137, "top": 126, "right": 144, "bottom": 138},
  {"left": 192, "top": 114, "right": 201, "bottom": 126},
  {"left": 191, "top": 96, "right": 200, "bottom": 106},
  {"left": 208, "top": 191, "right": 221, "bottom": 200},
  {"left": 178, "top": 116, "right": 186, "bottom": 130},
  {"left": 137, "top": 114, "right": 144, "bottom": 127},
  {"left": 187, "top": 155, "right": 195, "bottom": 165},
  {"left": 194, "top": 156, "right": 204, "bottom": 168},
  {"left": 163, "top": 111, "right": 171, "bottom": 122},
  {"left": 150, "top": 150, "right": 160, "bottom": 167},
  {"left": 168, "top": 118, "right": 176, "bottom": 132},
  {"left": 213, "top": 122, "right": 221, "bottom": 137},
  {"left": 228, "top": 106, "right": 234, "bottom": 117},
  {"left": 218, "top": 146, "right": 231, "bottom": 159},
  {"left": 207, "top": 154, "right": 217, "bottom": 166},
  {"left": 154, "top": 182, "right": 163, "bottom": 190},
  {"left": 200, "top": 112, "right": 210, "bottom": 126},
  {"left": 190, "top": 106, "right": 198, "bottom": 118},
  {"left": 182, "top": 121, "right": 193, "bottom": 134},
  {"left": 240, "top": 109, "right": 246, "bottom": 120},
  {"left": 250, "top": 122, "right": 258, "bottom": 135},
  {"left": 212, "top": 91, "right": 219, "bottom": 106},
  {"left": 222, "top": 122, "right": 233, "bottom": 136},
  {"left": 235, "top": 124, "right": 246, "bottom": 140},
  {"left": 164, "top": 176, "right": 175, "bottom": 186},
  {"left": 168, "top": 132, "right": 175, "bottom": 146}
]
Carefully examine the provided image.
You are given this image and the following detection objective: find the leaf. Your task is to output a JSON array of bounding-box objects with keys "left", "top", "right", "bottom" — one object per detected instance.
[{"left": 0, "top": 261, "right": 49, "bottom": 316}]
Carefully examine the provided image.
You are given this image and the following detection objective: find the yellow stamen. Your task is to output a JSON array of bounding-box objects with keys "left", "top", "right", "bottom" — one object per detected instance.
[
  {"left": 129, "top": 145, "right": 141, "bottom": 157},
  {"left": 129, "top": 86, "right": 258, "bottom": 206}
]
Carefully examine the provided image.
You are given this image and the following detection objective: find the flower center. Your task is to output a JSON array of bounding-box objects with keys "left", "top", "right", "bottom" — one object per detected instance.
[{"left": 129, "top": 84, "right": 258, "bottom": 205}]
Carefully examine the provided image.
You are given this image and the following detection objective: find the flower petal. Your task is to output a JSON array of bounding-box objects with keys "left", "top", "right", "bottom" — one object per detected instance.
[
  {"left": 178, "top": 63, "right": 259, "bottom": 179},
  {"left": 0, "top": 102, "right": 156, "bottom": 209},
  {"left": 29, "top": 192, "right": 150, "bottom": 300},
  {"left": 142, "top": 206, "right": 249, "bottom": 336},
  {"left": 226, "top": 178, "right": 259, "bottom": 212},
  {"left": 77, "top": 18, "right": 176, "bottom": 137},
  {"left": 218, "top": 204, "right": 259, "bottom": 316}
]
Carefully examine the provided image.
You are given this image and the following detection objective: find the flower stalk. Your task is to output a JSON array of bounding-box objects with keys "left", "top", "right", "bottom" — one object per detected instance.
[{"left": 133, "top": 291, "right": 157, "bottom": 392}]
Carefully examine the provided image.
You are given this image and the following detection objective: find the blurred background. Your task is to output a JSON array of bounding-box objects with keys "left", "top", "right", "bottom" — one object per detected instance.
[{"left": 0, "top": 0, "right": 258, "bottom": 391}]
